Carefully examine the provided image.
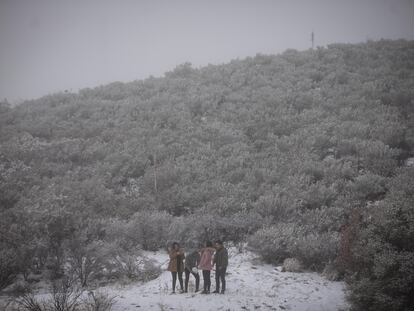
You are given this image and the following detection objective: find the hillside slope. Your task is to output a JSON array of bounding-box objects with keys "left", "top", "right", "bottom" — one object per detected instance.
[{"left": 1, "top": 39, "right": 414, "bottom": 310}]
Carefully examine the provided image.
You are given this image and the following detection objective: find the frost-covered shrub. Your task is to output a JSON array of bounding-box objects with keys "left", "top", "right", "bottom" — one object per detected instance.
[
  {"left": 104, "top": 219, "right": 131, "bottom": 250},
  {"left": 347, "top": 169, "right": 414, "bottom": 311},
  {"left": 171, "top": 211, "right": 265, "bottom": 248},
  {"left": 322, "top": 262, "right": 341, "bottom": 281},
  {"left": 66, "top": 239, "right": 111, "bottom": 287},
  {"left": 348, "top": 251, "right": 414, "bottom": 311},
  {"left": 105, "top": 211, "right": 172, "bottom": 251},
  {"left": 348, "top": 173, "right": 387, "bottom": 201},
  {"left": 282, "top": 258, "right": 303, "bottom": 272},
  {"left": 300, "top": 182, "right": 337, "bottom": 209},
  {"left": 17, "top": 292, "right": 45, "bottom": 311},
  {"left": 140, "top": 259, "right": 162, "bottom": 282},
  {"left": 17, "top": 278, "right": 82, "bottom": 311},
  {"left": 129, "top": 210, "right": 172, "bottom": 251},
  {"left": 298, "top": 205, "right": 346, "bottom": 233},
  {"left": 0, "top": 248, "right": 18, "bottom": 289},
  {"left": 292, "top": 231, "right": 339, "bottom": 270},
  {"left": 108, "top": 252, "right": 161, "bottom": 283},
  {"left": 109, "top": 252, "right": 142, "bottom": 281},
  {"left": 249, "top": 223, "right": 339, "bottom": 270},
  {"left": 248, "top": 223, "right": 296, "bottom": 264},
  {"left": 356, "top": 140, "right": 399, "bottom": 177},
  {"left": 81, "top": 291, "right": 116, "bottom": 311},
  {"left": 48, "top": 278, "right": 82, "bottom": 311}
]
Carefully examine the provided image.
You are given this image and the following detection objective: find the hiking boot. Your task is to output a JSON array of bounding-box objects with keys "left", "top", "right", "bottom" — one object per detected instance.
[{"left": 212, "top": 290, "right": 220, "bottom": 294}]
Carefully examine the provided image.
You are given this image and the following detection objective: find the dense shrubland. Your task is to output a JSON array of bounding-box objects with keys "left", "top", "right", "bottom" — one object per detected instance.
[{"left": 1, "top": 39, "right": 414, "bottom": 310}]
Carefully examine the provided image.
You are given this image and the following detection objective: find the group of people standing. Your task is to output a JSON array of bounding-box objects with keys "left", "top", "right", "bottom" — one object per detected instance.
[{"left": 167, "top": 240, "right": 228, "bottom": 294}]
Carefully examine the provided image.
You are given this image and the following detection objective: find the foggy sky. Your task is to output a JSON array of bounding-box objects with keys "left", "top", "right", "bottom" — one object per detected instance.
[{"left": 1, "top": 0, "right": 414, "bottom": 102}]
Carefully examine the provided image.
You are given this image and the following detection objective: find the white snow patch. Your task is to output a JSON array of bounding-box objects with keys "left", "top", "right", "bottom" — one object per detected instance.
[
  {"left": 405, "top": 157, "right": 414, "bottom": 167},
  {"left": 104, "top": 248, "right": 348, "bottom": 311}
]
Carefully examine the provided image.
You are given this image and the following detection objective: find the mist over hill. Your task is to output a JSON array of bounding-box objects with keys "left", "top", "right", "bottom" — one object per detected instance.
[{"left": 1, "top": 39, "right": 414, "bottom": 310}]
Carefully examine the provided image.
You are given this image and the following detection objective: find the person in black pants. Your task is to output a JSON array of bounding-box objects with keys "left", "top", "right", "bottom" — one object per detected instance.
[
  {"left": 213, "top": 240, "right": 228, "bottom": 294},
  {"left": 202, "top": 270, "right": 210, "bottom": 292},
  {"left": 198, "top": 241, "right": 216, "bottom": 294},
  {"left": 167, "top": 242, "right": 185, "bottom": 294},
  {"left": 184, "top": 249, "right": 200, "bottom": 293}
]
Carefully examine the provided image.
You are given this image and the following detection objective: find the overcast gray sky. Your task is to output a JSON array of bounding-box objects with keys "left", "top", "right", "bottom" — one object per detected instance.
[{"left": 1, "top": 0, "right": 414, "bottom": 101}]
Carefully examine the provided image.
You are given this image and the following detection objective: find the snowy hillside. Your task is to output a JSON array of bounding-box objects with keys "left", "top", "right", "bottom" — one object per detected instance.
[{"left": 107, "top": 248, "right": 348, "bottom": 311}]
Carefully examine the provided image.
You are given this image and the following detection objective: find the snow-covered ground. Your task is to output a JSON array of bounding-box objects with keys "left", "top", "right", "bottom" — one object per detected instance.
[{"left": 106, "top": 248, "right": 348, "bottom": 311}]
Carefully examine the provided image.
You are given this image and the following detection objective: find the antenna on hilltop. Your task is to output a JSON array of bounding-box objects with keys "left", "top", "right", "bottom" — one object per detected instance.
[{"left": 311, "top": 30, "right": 315, "bottom": 49}]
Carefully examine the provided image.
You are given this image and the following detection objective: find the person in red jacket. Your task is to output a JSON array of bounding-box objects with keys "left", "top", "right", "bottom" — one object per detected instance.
[{"left": 198, "top": 240, "right": 216, "bottom": 294}]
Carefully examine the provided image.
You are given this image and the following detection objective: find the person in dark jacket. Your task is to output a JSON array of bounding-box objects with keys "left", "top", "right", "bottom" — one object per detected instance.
[
  {"left": 167, "top": 242, "right": 185, "bottom": 294},
  {"left": 213, "top": 240, "right": 228, "bottom": 294},
  {"left": 184, "top": 248, "right": 200, "bottom": 293}
]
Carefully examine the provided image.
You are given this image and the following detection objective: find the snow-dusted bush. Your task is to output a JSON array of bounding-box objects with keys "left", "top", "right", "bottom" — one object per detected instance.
[
  {"left": 16, "top": 278, "right": 85, "bottom": 311},
  {"left": 282, "top": 258, "right": 303, "bottom": 272},
  {"left": 17, "top": 278, "right": 82, "bottom": 311},
  {"left": 109, "top": 252, "right": 142, "bottom": 281},
  {"left": 16, "top": 282, "right": 117, "bottom": 311},
  {"left": 322, "top": 262, "right": 341, "bottom": 281},
  {"left": 248, "top": 223, "right": 296, "bottom": 264},
  {"left": 130, "top": 210, "right": 172, "bottom": 251},
  {"left": 347, "top": 173, "right": 387, "bottom": 201},
  {"left": 249, "top": 223, "right": 339, "bottom": 270},
  {"left": 356, "top": 140, "right": 399, "bottom": 177},
  {"left": 292, "top": 231, "right": 339, "bottom": 270},
  {"left": 108, "top": 252, "right": 161, "bottom": 283},
  {"left": 0, "top": 248, "right": 18, "bottom": 290},
  {"left": 81, "top": 291, "right": 116, "bottom": 311},
  {"left": 168, "top": 210, "right": 264, "bottom": 248},
  {"left": 66, "top": 237, "right": 112, "bottom": 287},
  {"left": 298, "top": 205, "right": 346, "bottom": 233},
  {"left": 49, "top": 278, "right": 83, "bottom": 311},
  {"left": 139, "top": 259, "right": 162, "bottom": 282},
  {"left": 105, "top": 210, "right": 172, "bottom": 251},
  {"left": 1, "top": 278, "right": 29, "bottom": 296},
  {"left": 347, "top": 169, "right": 414, "bottom": 311},
  {"left": 17, "top": 292, "right": 44, "bottom": 311},
  {"left": 299, "top": 182, "right": 337, "bottom": 209}
]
